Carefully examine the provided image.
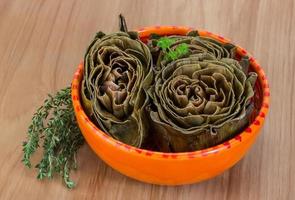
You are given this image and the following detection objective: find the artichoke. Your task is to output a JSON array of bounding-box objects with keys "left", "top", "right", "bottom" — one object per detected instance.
[
  {"left": 148, "top": 36, "right": 257, "bottom": 152},
  {"left": 81, "top": 32, "right": 153, "bottom": 147},
  {"left": 148, "top": 31, "right": 240, "bottom": 71}
]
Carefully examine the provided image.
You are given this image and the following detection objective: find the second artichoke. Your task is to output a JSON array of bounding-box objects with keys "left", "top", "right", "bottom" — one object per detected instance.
[{"left": 147, "top": 33, "right": 257, "bottom": 152}]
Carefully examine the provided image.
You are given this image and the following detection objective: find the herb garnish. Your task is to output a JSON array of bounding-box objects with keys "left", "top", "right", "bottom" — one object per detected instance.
[
  {"left": 22, "top": 87, "right": 84, "bottom": 189},
  {"left": 157, "top": 37, "right": 189, "bottom": 61}
]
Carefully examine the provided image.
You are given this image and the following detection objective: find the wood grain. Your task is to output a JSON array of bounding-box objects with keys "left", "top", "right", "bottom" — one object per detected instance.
[{"left": 0, "top": 0, "right": 294, "bottom": 199}]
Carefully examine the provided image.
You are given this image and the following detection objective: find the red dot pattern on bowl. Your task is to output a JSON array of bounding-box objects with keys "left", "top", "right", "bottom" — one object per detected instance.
[{"left": 71, "top": 26, "right": 270, "bottom": 160}]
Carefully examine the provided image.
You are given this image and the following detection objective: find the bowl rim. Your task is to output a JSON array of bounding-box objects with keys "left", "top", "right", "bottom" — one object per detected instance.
[{"left": 71, "top": 26, "right": 270, "bottom": 160}]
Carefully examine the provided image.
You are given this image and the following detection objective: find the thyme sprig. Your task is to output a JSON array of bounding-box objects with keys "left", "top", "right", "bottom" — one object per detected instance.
[{"left": 22, "top": 87, "right": 84, "bottom": 189}]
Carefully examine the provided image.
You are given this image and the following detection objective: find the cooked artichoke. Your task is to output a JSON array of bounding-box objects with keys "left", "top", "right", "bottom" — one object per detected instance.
[
  {"left": 148, "top": 34, "right": 257, "bottom": 152},
  {"left": 81, "top": 32, "right": 153, "bottom": 147}
]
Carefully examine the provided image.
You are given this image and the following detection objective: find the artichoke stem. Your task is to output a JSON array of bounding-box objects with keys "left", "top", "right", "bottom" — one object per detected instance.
[{"left": 119, "top": 14, "right": 128, "bottom": 32}]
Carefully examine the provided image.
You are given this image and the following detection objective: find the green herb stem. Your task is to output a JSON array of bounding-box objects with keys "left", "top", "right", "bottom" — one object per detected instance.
[{"left": 22, "top": 87, "right": 84, "bottom": 189}]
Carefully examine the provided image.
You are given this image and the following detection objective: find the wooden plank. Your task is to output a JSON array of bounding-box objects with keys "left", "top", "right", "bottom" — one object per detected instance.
[{"left": 0, "top": 0, "right": 294, "bottom": 199}]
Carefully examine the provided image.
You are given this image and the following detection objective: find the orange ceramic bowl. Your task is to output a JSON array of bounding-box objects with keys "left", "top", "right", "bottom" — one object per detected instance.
[{"left": 72, "top": 26, "right": 270, "bottom": 185}]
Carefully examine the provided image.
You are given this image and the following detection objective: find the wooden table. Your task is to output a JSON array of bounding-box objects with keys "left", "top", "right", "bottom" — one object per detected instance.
[{"left": 0, "top": 0, "right": 294, "bottom": 199}]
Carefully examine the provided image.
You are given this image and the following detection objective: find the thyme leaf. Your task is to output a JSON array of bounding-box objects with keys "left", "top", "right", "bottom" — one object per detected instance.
[{"left": 22, "top": 87, "right": 84, "bottom": 189}]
